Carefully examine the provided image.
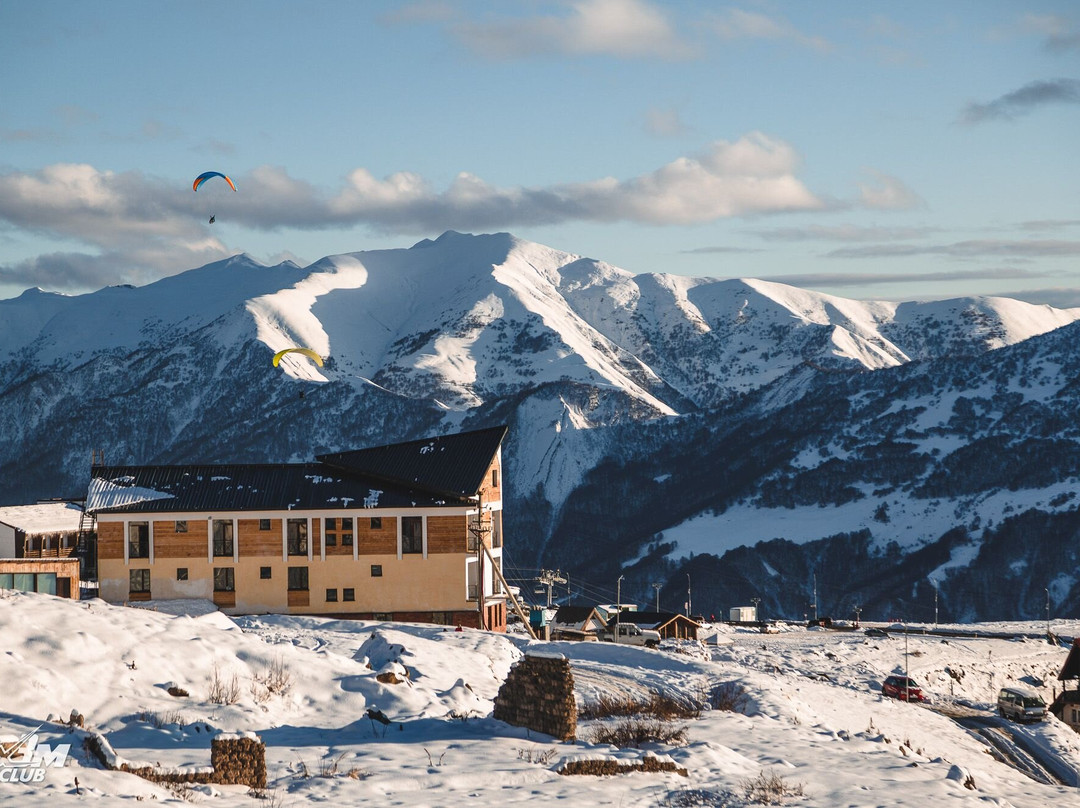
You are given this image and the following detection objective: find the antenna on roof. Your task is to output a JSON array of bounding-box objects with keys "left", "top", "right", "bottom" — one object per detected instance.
[{"left": 91, "top": 449, "right": 105, "bottom": 468}]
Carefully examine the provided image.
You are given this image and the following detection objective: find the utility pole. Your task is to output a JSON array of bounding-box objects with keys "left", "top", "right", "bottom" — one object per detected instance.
[
  {"left": 934, "top": 581, "right": 939, "bottom": 627},
  {"left": 853, "top": 605, "right": 862, "bottom": 629},
  {"left": 812, "top": 572, "right": 818, "bottom": 623},
  {"left": 751, "top": 596, "right": 761, "bottom": 623},
  {"left": 470, "top": 492, "right": 488, "bottom": 630},
  {"left": 685, "top": 573, "right": 692, "bottom": 618},
  {"left": 904, "top": 622, "right": 910, "bottom": 703},
  {"left": 616, "top": 575, "right": 624, "bottom": 644},
  {"left": 1046, "top": 587, "right": 1051, "bottom": 637},
  {"left": 652, "top": 582, "right": 662, "bottom": 612}
]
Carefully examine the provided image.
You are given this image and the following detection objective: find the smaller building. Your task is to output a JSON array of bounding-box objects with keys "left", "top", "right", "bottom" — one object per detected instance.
[
  {"left": 0, "top": 557, "right": 80, "bottom": 598},
  {"left": 610, "top": 610, "right": 701, "bottom": 640},
  {"left": 550, "top": 604, "right": 605, "bottom": 640},
  {"left": 0, "top": 503, "right": 83, "bottom": 599},
  {"left": 0, "top": 502, "right": 83, "bottom": 559},
  {"left": 729, "top": 606, "right": 758, "bottom": 622},
  {"left": 1051, "top": 637, "right": 1080, "bottom": 734}
]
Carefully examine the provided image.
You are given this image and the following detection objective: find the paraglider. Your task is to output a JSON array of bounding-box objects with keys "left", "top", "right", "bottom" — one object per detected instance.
[
  {"left": 192, "top": 171, "right": 236, "bottom": 192},
  {"left": 272, "top": 348, "right": 324, "bottom": 367},
  {"left": 193, "top": 172, "right": 235, "bottom": 223}
]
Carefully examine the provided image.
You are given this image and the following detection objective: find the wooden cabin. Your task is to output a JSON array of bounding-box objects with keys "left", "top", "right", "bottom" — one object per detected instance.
[
  {"left": 1051, "top": 637, "right": 1080, "bottom": 733},
  {"left": 87, "top": 426, "right": 510, "bottom": 630},
  {"left": 610, "top": 610, "right": 701, "bottom": 640}
]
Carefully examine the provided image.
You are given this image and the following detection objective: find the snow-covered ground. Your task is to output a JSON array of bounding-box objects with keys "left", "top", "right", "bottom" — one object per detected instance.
[{"left": 1, "top": 591, "right": 1078, "bottom": 806}]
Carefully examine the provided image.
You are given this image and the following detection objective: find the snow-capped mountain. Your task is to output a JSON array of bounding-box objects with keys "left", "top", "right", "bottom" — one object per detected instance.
[{"left": 1, "top": 231, "right": 1078, "bottom": 620}]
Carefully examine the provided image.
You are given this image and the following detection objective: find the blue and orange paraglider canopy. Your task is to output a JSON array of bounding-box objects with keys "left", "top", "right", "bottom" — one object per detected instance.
[{"left": 192, "top": 171, "right": 236, "bottom": 192}]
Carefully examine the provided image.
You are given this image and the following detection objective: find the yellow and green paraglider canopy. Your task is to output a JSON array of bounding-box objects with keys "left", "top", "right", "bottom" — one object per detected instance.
[{"left": 272, "top": 347, "right": 324, "bottom": 367}]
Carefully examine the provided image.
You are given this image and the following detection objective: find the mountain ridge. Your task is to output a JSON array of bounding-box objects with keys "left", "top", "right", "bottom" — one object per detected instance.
[{"left": 2, "top": 231, "right": 1078, "bottom": 620}]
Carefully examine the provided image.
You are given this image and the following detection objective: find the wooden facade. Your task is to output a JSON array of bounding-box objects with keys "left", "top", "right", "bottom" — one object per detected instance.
[
  {"left": 90, "top": 428, "right": 508, "bottom": 630},
  {"left": 0, "top": 557, "right": 80, "bottom": 599}
]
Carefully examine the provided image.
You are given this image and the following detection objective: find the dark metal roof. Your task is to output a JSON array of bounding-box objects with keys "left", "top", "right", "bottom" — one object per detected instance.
[
  {"left": 1060, "top": 638, "right": 1080, "bottom": 681},
  {"left": 87, "top": 462, "right": 471, "bottom": 515},
  {"left": 553, "top": 605, "right": 601, "bottom": 625},
  {"left": 317, "top": 425, "right": 508, "bottom": 499}
]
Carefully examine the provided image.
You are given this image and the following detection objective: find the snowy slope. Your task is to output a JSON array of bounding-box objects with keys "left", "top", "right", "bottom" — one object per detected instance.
[{"left": 1, "top": 592, "right": 1078, "bottom": 807}]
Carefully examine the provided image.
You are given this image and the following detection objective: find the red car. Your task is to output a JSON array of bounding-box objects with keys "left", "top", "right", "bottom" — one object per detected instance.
[{"left": 881, "top": 675, "right": 925, "bottom": 702}]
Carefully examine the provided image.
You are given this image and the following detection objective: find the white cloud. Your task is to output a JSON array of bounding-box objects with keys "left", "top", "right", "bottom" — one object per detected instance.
[
  {"left": 857, "top": 169, "right": 925, "bottom": 211},
  {"left": 706, "top": 7, "right": 832, "bottom": 53},
  {"left": 0, "top": 136, "right": 824, "bottom": 289},
  {"left": 454, "top": 0, "right": 695, "bottom": 60}
]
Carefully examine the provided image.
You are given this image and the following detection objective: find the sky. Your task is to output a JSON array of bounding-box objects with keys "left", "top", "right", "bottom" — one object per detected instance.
[{"left": 0, "top": 0, "right": 1077, "bottom": 305}]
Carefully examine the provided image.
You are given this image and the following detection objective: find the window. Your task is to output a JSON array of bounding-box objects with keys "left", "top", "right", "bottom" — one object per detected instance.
[
  {"left": 0, "top": 574, "right": 11, "bottom": 589},
  {"left": 492, "top": 469, "right": 498, "bottom": 488},
  {"left": 176, "top": 568, "right": 188, "bottom": 581},
  {"left": 373, "top": 612, "right": 392, "bottom": 621},
  {"left": 343, "top": 588, "right": 355, "bottom": 602},
  {"left": 326, "top": 588, "right": 338, "bottom": 602},
  {"left": 370, "top": 517, "right": 381, "bottom": 530},
  {"left": 128, "top": 522, "right": 149, "bottom": 559},
  {"left": 402, "top": 516, "right": 423, "bottom": 554},
  {"left": 260, "top": 566, "right": 272, "bottom": 580},
  {"left": 324, "top": 517, "right": 353, "bottom": 548},
  {"left": 212, "top": 520, "right": 234, "bottom": 557},
  {"left": 259, "top": 519, "right": 271, "bottom": 531},
  {"left": 370, "top": 564, "right": 382, "bottom": 577},
  {"left": 287, "top": 566, "right": 309, "bottom": 591},
  {"left": 129, "top": 569, "right": 150, "bottom": 594},
  {"left": 213, "top": 567, "right": 235, "bottom": 592},
  {"left": 175, "top": 520, "right": 188, "bottom": 533},
  {"left": 287, "top": 519, "right": 308, "bottom": 556}
]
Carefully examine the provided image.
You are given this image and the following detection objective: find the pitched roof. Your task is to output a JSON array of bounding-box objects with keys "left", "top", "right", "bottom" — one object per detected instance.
[
  {"left": 553, "top": 605, "right": 600, "bottom": 626},
  {"left": 86, "top": 463, "right": 470, "bottom": 515},
  {"left": 604, "top": 611, "right": 698, "bottom": 629},
  {"left": 317, "top": 425, "right": 507, "bottom": 499},
  {"left": 1060, "top": 638, "right": 1080, "bottom": 681}
]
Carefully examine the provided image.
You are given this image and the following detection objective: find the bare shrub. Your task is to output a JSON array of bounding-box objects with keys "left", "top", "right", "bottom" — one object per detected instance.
[
  {"left": 740, "top": 770, "right": 806, "bottom": 805},
  {"left": 208, "top": 663, "right": 241, "bottom": 705},
  {"left": 587, "top": 718, "right": 687, "bottom": 748},
  {"left": 264, "top": 655, "right": 293, "bottom": 695},
  {"left": 248, "top": 786, "right": 286, "bottom": 806},
  {"left": 516, "top": 747, "right": 558, "bottom": 765},
  {"left": 579, "top": 691, "right": 700, "bottom": 720},
  {"left": 318, "top": 752, "right": 345, "bottom": 777},
  {"left": 140, "top": 709, "right": 186, "bottom": 729},
  {"left": 709, "top": 682, "right": 750, "bottom": 713}
]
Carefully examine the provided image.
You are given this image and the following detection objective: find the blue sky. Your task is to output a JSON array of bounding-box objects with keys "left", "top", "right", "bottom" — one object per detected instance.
[{"left": 1, "top": 0, "right": 1077, "bottom": 304}]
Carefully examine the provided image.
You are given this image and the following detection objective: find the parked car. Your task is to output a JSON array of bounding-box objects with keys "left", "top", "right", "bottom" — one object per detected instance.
[
  {"left": 881, "top": 675, "right": 925, "bottom": 702},
  {"left": 997, "top": 686, "right": 1046, "bottom": 722},
  {"left": 864, "top": 627, "right": 889, "bottom": 638}
]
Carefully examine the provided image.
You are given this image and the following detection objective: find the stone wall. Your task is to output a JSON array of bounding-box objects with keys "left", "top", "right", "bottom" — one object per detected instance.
[
  {"left": 492, "top": 652, "right": 576, "bottom": 741},
  {"left": 85, "top": 730, "right": 266, "bottom": 789},
  {"left": 211, "top": 734, "right": 267, "bottom": 788}
]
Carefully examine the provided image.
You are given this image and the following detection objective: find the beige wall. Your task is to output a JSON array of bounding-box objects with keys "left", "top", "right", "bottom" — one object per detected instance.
[{"left": 96, "top": 506, "right": 498, "bottom": 618}]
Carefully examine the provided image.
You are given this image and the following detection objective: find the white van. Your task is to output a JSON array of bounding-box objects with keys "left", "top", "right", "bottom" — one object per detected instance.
[{"left": 997, "top": 685, "right": 1047, "bottom": 722}]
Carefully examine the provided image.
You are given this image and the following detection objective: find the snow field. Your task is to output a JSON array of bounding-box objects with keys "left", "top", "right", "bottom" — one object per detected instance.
[{"left": 1, "top": 592, "right": 1078, "bottom": 807}]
